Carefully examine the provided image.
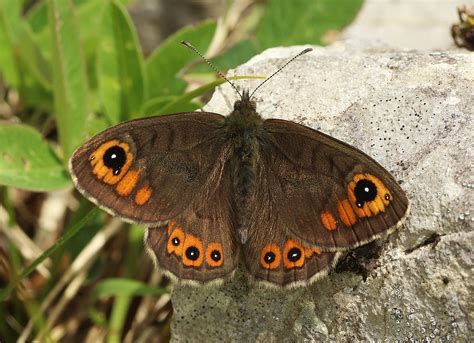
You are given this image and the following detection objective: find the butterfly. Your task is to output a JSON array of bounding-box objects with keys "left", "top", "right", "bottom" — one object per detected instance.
[{"left": 69, "top": 45, "right": 410, "bottom": 288}]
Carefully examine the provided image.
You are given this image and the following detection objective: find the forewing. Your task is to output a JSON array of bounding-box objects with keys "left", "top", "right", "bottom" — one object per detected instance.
[
  {"left": 69, "top": 112, "right": 227, "bottom": 225},
  {"left": 250, "top": 119, "right": 410, "bottom": 251}
]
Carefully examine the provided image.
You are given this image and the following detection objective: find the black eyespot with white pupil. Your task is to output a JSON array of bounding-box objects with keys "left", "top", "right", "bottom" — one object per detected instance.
[
  {"left": 287, "top": 247, "right": 302, "bottom": 262},
  {"left": 354, "top": 179, "right": 378, "bottom": 208},
  {"left": 185, "top": 246, "right": 200, "bottom": 261},
  {"left": 385, "top": 194, "right": 390, "bottom": 201},
  {"left": 103, "top": 146, "right": 126, "bottom": 175},
  {"left": 210, "top": 250, "right": 221, "bottom": 262},
  {"left": 264, "top": 252, "right": 276, "bottom": 264},
  {"left": 171, "top": 237, "right": 180, "bottom": 246}
]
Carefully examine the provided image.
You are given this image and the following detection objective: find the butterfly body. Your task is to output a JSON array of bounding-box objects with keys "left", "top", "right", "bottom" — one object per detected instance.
[{"left": 70, "top": 89, "right": 409, "bottom": 288}]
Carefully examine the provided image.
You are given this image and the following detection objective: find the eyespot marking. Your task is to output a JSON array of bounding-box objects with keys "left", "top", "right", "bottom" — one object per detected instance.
[
  {"left": 347, "top": 174, "right": 392, "bottom": 217},
  {"left": 260, "top": 243, "right": 281, "bottom": 270},
  {"left": 320, "top": 211, "right": 337, "bottom": 231},
  {"left": 185, "top": 246, "right": 200, "bottom": 261},
  {"left": 90, "top": 140, "right": 133, "bottom": 185},
  {"left": 115, "top": 170, "right": 140, "bottom": 196},
  {"left": 182, "top": 234, "right": 203, "bottom": 267},
  {"left": 283, "top": 240, "right": 305, "bottom": 269},
  {"left": 167, "top": 227, "right": 184, "bottom": 256},
  {"left": 103, "top": 145, "right": 126, "bottom": 175},
  {"left": 135, "top": 186, "right": 152, "bottom": 205},
  {"left": 354, "top": 179, "right": 377, "bottom": 208},
  {"left": 205, "top": 243, "right": 224, "bottom": 267}
]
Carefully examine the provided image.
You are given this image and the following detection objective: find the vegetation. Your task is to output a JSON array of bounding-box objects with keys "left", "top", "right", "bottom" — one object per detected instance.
[{"left": 0, "top": 0, "right": 363, "bottom": 341}]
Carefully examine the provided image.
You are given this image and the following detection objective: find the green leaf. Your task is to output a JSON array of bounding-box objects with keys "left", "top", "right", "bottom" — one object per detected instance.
[
  {"left": 17, "top": 22, "right": 52, "bottom": 90},
  {"left": 142, "top": 98, "right": 201, "bottom": 117},
  {"left": 1, "top": 4, "right": 53, "bottom": 111},
  {"left": 140, "top": 95, "right": 177, "bottom": 116},
  {"left": 0, "top": 0, "right": 22, "bottom": 86},
  {"left": 48, "top": 0, "right": 89, "bottom": 159},
  {"left": 145, "top": 20, "right": 216, "bottom": 99},
  {"left": 256, "top": 0, "right": 363, "bottom": 49},
  {"left": 140, "top": 76, "right": 259, "bottom": 116},
  {"left": 27, "top": 1, "right": 107, "bottom": 82},
  {"left": 97, "top": 0, "right": 146, "bottom": 124},
  {"left": 0, "top": 124, "right": 70, "bottom": 191},
  {"left": 75, "top": 0, "right": 108, "bottom": 58},
  {"left": 192, "top": 39, "right": 259, "bottom": 73},
  {"left": 93, "top": 278, "right": 168, "bottom": 299}
]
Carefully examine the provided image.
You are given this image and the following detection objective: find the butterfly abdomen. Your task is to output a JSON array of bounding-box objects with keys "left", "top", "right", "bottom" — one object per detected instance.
[
  {"left": 230, "top": 134, "right": 261, "bottom": 244},
  {"left": 223, "top": 94, "right": 267, "bottom": 244}
]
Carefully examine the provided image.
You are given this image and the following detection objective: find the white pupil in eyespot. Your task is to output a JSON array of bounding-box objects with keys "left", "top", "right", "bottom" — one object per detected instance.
[
  {"left": 111, "top": 154, "right": 117, "bottom": 159},
  {"left": 364, "top": 187, "right": 370, "bottom": 192}
]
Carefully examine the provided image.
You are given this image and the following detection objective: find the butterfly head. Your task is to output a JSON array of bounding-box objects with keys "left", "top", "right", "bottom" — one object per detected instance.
[
  {"left": 224, "top": 90, "right": 263, "bottom": 138},
  {"left": 233, "top": 90, "right": 257, "bottom": 114}
]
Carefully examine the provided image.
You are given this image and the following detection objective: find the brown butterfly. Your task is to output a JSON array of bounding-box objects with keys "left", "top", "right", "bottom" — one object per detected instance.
[{"left": 69, "top": 44, "right": 410, "bottom": 288}]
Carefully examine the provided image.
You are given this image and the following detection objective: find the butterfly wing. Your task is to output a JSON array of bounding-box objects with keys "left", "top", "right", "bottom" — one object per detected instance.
[
  {"left": 69, "top": 112, "right": 229, "bottom": 225},
  {"left": 145, "top": 156, "right": 240, "bottom": 284},
  {"left": 242, "top": 225, "right": 340, "bottom": 288},
  {"left": 248, "top": 119, "right": 410, "bottom": 252}
]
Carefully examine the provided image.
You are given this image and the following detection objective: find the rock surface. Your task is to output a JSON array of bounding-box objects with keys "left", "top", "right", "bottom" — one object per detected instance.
[{"left": 167, "top": 44, "right": 473, "bottom": 342}]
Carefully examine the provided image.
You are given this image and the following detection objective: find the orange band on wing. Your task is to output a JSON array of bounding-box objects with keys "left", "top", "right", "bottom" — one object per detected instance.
[
  {"left": 337, "top": 199, "right": 357, "bottom": 226},
  {"left": 304, "top": 246, "right": 321, "bottom": 258},
  {"left": 320, "top": 211, "right": 337, "bottom": 231},
  {"left": 115, "top": 170, "right": 140, "bottom": 196},
  {"left": 95, "top": 165, "right": 110, "bottom": 179},
  {"left": 368, "top": 195, "right": 385, "bottom": 215},
  {"left": 135, "top": 186, "right": 152, "bottom": 205}
]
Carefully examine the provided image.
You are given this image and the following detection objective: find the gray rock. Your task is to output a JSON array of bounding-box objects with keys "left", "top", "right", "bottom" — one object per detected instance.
[
  {"left": 169, "top": 44, "right": 473, "bottom": 342},
  {"left": 342, "top": 0, "right": 463, "bottom": 51}
]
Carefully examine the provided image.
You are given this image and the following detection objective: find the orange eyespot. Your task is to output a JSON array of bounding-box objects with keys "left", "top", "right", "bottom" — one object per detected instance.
[
  {"left": 347, "top": 183, "right": 369, "bottom": 218},
  {"left": 115, "top": 170, "right": 140, "bottom": 196},
  {"left": 135, "top": 186, "right": 152, "bottom": 205},
  {"left": 320, "top": 211, "right": 337, "bottom": 231},
  {"left": 182, "top": 234, "right": 204, "bottom": 267},
  {"left": 90, "top": 140, "right": 133, "bottom": 185},
  {"left": 167, "top": 227, "right": 184, "bottom": 256},
  {"left": 260, "top": 243, "right": 281, "bottom": 270},
  {"left": 283, "top": 240, "right": 305, "bottom": 269},
  {"left": 347, "top": 174, "right": 392, "bottom": 217},
  {"left": 205, "top": 243, "right": 224, "bottom": 267},
  {"left": 337, "top": 199, "right": 357, "bottom": 226}
]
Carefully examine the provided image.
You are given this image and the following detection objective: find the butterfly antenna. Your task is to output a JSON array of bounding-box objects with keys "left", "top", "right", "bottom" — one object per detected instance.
[
  {"left": 249, "top": 47, "right": 313, "bottom": 99},
  {"left": 181, "top": 40, "right": 243, "bottom": 98}
]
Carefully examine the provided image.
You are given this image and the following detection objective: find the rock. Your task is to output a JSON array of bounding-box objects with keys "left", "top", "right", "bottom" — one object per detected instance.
[
  {"left": 168, "top": 44, "right": 473, "bottom": 341},
  {"left": 342, "top": 0, "right": 463, "bottom": 51}
]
